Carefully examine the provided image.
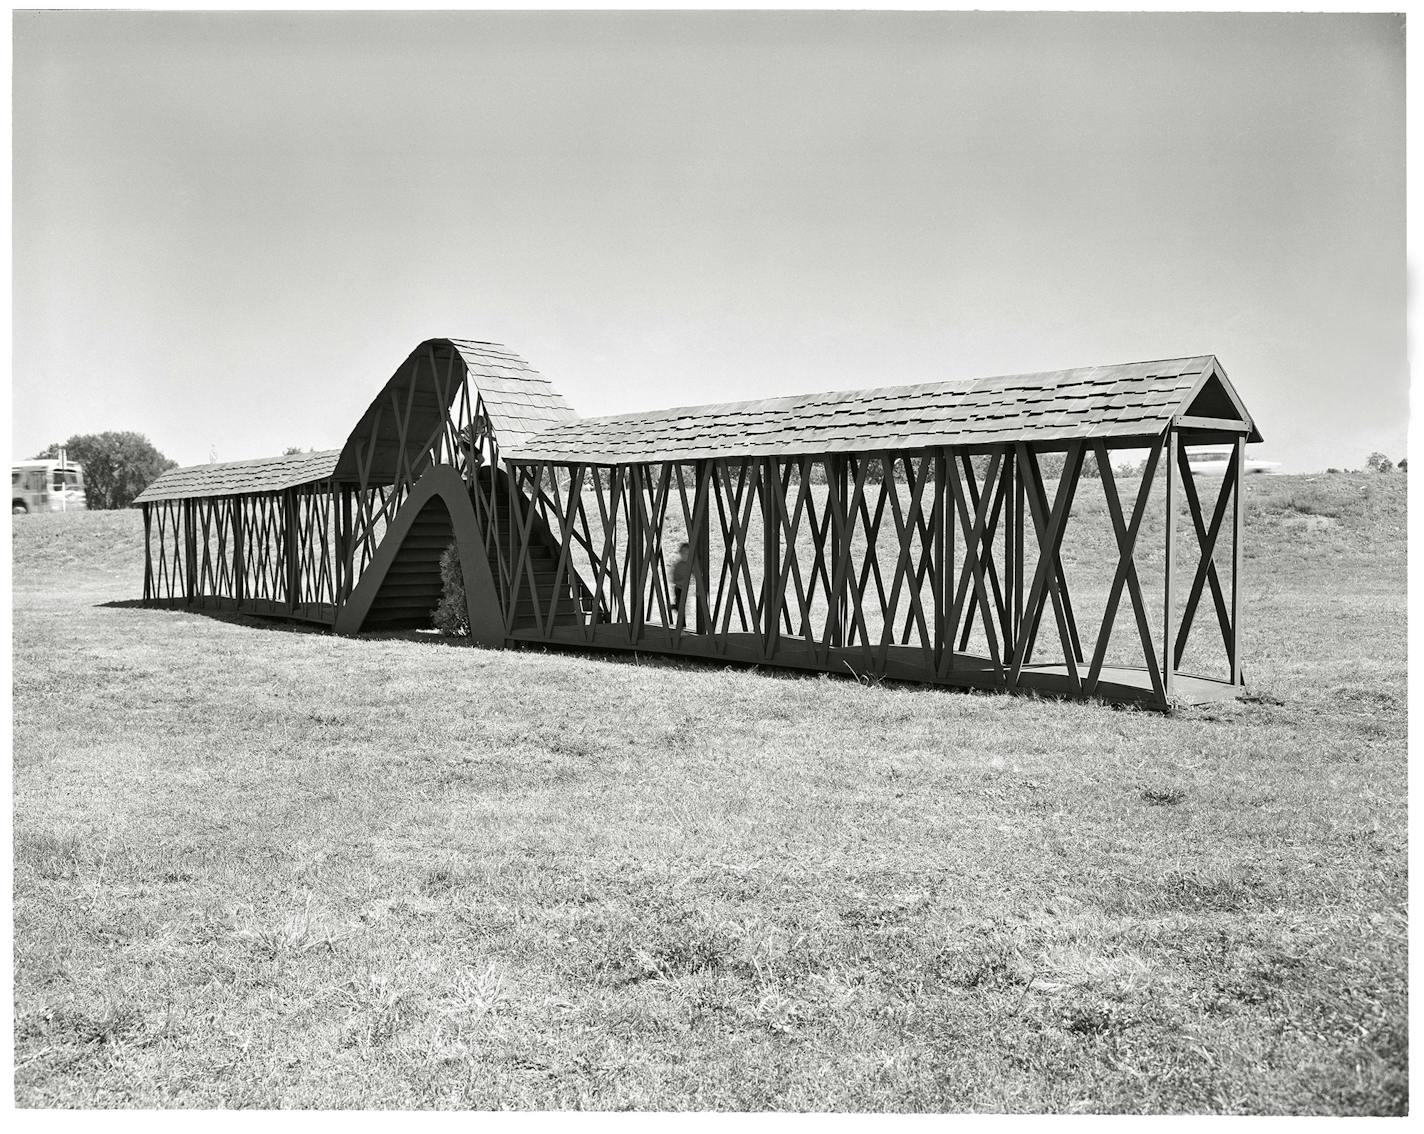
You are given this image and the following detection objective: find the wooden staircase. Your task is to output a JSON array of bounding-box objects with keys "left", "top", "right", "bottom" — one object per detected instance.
[
  {"left": 357, "top": 466, "right": 599, "bottom": 634},
  {"left": 361, "top": 497, "right": 454, "bottom": 630}
]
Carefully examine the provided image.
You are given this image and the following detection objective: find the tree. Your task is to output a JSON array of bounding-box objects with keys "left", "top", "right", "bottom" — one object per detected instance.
[
  {"left": 1366, "top": 451, "right": 1395, "bottom": 474},
  {"left": 1030, "top": 450, "right": 1107, "bottom": 479},
  {"left": 34, "top": 432, "right": 178, "bottom": 509},
  {"left": 1037, "top": 452, "right": 1067, "bottom": 479},
  {"left": 1399, "top": 458, "right": 1407, "bottom": 472}
]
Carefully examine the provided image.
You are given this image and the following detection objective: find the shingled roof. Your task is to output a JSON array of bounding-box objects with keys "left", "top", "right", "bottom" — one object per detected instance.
[
  {"left": 445, "top": 338, "right": 577, "bottom": 443},
  {"left": 505, "top": 355, "right": 1258, "bottom": 465},
  {"left": 135, "top": 450, "right": 341, "bottom": 504},
  {"left": 138, "top": 337, "right": 578, "bottom": 502},
  {"left": 330, "top": 337, "right": 577, "bottom": 482},
  {"left": 134, "top": 350, "right": 1258, "bottom": 502}
]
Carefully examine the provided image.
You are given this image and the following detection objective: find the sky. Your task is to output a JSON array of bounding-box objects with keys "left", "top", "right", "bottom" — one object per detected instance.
[{"left": 11, "top": 10, "right": 1407, "bottom": 472}]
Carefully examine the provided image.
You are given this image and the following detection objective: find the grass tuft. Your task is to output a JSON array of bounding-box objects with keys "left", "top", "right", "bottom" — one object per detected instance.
[
  {"left": 17, "top": 828, "right": 85, "bottom": 881},
  {"left": 231, "top": 894, "right": 347, "bottom": 958}
]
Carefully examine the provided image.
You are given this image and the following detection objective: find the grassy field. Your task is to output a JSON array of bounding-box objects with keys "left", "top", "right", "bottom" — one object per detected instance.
[{"left": 11, "top": 472, "right": 1407, "bottom": 1111}]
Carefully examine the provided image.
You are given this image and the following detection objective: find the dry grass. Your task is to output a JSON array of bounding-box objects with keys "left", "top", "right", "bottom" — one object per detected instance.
[{"left": 11, "top": 472, "right": 1407, "bottom": 1111}]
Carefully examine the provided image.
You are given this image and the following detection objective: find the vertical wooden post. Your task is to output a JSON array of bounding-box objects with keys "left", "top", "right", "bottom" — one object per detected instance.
[
  {"left": 507, "top": 464, "right": 518, "bottom": 624},
  {"left": 825, "top": 455, "right": 845, "bottom": 649},
  {"left": 839, "top": 455, "right": 851, "bottom": 646},
  {"left": 762, "top": 457, "right": 780, "bottom": 658},
  {"left": 140, "top": 507, "right": 151, "bottom": 606},
  {"left": 329, "top": 490, "right": 340, "bottom": 605},
  {"left": 339, "top": 488, "right": 353, "bottom": 603},
  {"left": 183, "top": 499, "right": 197, "bottom": 604},
  {"left": 630, "top": 465, "right": 645, "bottom": 642},
  {"left": 286, "top": 488, "right": 299, "bottom": 615},
  {"left": 942, "top": 446, "right": 959, "bottom": 673},
  {"left": 1231, "top": 434, "right": 1244, "bottom": 686},
  {"left": 695, "top": 460, "right": 711, "bottom": 635},
  {"left": 608, "top": 465, "right": 625, "bottom": 627},
  {"left": 1163, "top": 430, "right": 1178, "bottom": 701},
  {"left": 233, "top": 495, "right": 246, "bottom": 609},
  {"left": 932, "top": 449, "right": 947, "bottom": 671},
  {"left": 1001, "top": 456, "right": 1014, "bottom": 647},
  {"left": 1014, "top": 453, "right": 1025, "bottom": 646},
  {"left": 1000, "top": 452, "right": 1015, "bottom": 648}
]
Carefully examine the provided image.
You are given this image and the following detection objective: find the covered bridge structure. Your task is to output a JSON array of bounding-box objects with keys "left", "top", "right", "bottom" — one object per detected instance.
[{"left": 136, "top": 337, "right": 1262, "bottom": 710}]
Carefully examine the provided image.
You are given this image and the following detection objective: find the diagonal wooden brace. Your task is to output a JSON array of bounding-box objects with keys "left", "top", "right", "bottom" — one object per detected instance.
[
  {"left": 1174, "top": 447, "right": 1238, "bottom": 669},
  {"left": 956, "top": 452, "right": 1011, "bottom": 652},
  {"left": 1085, "top": 439, "right": 1164, "bottom": 699},
  {"left": 944, "top": 449, "right": 1006, "bottom": 679},
  {"left": 1008, "top": 441, "right": 1084, "bottom": 689}
]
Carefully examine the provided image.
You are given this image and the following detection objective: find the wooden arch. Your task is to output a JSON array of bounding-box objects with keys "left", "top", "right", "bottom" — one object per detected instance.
[{"left": 333, "top": 465, "right": 503, "bottom": 644}]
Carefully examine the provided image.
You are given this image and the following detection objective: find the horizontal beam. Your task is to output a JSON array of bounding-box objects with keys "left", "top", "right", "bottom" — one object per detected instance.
[
  {"left": 1174, "top": 415, "right": 1251, "bottom": 433},
  {"left": 502, "top": 434, "right": 1177, "bottom": 470},
  {"left": 502, "top": 623, "right": 1234, "bottom": 711}
]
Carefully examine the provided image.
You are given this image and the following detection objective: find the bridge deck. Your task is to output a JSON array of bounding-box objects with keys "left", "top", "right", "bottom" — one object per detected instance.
[
  {"left": 507, "top": 623, "right": 1239, "bottom": 709},
  {"left": 148, "top": 598, "right": 1236, "bottom": 709}
]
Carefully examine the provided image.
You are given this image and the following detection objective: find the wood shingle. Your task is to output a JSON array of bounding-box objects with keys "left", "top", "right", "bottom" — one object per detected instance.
[
  {"left": 135, "top": 450, "right": 341, "bottom": 503},
  {"left": 506, "top": 355, "right": 1255, "bottom": 465}
]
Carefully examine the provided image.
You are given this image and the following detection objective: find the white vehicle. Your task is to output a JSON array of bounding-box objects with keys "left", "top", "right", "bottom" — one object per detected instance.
[
  {"left": 1184, "top": 447, "right": 1281, "bottom": 476},
  {"left": 12, "top": 459, "right": 88, "bottom": 513}
]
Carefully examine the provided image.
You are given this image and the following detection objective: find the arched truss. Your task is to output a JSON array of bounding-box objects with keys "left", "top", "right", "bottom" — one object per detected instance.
[
  {"left": 333, "top": 338, "right": 575, "bottom": 611},
  {"left": 139, "top": 338, "right": 575, "bottom": 635},
  {"left": 333, "top": 465, "right": 503, "bottom": 643}
]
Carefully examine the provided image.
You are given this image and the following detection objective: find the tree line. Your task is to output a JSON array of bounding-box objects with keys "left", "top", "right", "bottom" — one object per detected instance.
[{"left": 32, "top": 432, "right": 176, "bottom": 510}]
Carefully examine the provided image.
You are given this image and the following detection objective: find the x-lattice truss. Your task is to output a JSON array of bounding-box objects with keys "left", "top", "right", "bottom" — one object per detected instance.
[{"left": 136, "top": 339, "right": 1260, "bottom": 710}]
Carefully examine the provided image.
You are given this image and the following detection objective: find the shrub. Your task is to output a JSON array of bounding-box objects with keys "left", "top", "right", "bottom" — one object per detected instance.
[
  {"left": 432, "top": 542, "right": 469, "bottom": 636},
  {"left": 1366, "top": 452, "right": 1394, "bottom": 474}
]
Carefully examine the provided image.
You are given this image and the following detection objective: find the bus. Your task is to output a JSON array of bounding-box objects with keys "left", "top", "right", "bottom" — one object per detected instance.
[
  {"left": 12, "top": 459, "right": 88, "bottom": 514},
  {"left": 1184, "top": 447, "right": 1281, "bottom": 476}
]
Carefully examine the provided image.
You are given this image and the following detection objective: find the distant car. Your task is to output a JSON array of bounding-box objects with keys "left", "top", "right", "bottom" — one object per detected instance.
[
  {"left": 12, "top": 460, "right": 88, "bottom": 513},
  {"left": 1184, "top": 448, "right": 1281, "bottom": 476}
]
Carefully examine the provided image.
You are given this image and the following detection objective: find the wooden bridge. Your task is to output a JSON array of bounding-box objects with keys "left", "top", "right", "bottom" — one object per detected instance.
[{"left": 136, "top": 338, "right": 1261, "bottom": 710}]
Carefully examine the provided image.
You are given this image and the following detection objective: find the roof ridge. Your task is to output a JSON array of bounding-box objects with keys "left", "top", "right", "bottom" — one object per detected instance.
[
  {"left": 506, "top": 356, "right": 1240, "bottom": 465},
  {"left": 134, "top": 448, "right": 344, "bottom": 503},
  {"left": 540, "top": 357, "right": 1216, "bottom": 430},
  {"left": 156, "top": 449, "right": 342, "bottom": 476}
]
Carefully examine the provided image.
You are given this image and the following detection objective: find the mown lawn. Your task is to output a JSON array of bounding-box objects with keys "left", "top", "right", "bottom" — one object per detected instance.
[{"left": 11, "top": 473, "right": 1407, "bottom": 1111}]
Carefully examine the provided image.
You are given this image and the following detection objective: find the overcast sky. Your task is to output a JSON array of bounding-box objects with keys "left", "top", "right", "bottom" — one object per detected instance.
[{"left": 12, "top": 10, "right": 1406, "bottom": 472}]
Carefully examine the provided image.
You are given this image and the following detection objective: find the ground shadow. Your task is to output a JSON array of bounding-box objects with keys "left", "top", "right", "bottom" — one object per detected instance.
[
  {"left": 94, "top": 597, "right": 865, "bottom": 683},
  {"left": 96, "top": 598, "right": 367, "bottom": 640},
  {"left": 95, "top": 598, "right": 1143, "bottom": 705}
]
